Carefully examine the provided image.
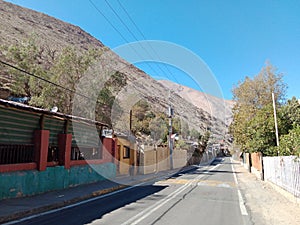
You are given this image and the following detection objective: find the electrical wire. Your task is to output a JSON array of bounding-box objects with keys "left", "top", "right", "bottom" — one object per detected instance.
[
  {"left": 0, "top": 59, "right": 140, "bottom": 116},
  {"left": 1, "top": 59, "right": 98, "bottom": 104},
  {"left": 103, "top": 0, "right": 169, "bottom": 79},
  {"left": 88, "top": 0, "right": 160, "bottom": 77},
  {"left": 115, "top": 0, "right": 182, "bottom": 95}
]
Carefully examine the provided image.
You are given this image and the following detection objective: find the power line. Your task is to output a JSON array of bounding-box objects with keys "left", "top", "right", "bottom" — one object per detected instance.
[
  {"left": 115, "top": 0, "right": 181, "bottom": 89},
  {"left": 1, "top": 59, "right": 94, "bottom": 102},
  {"left": 0, "top": 59, "right": 139, "bottom": 116},
  {"left": 104, "top": 0, "right": 141, "bottom": 45},
  {"left": 88, "top": 0, "right": 129, "bottom": 44},
  {"left": 88, "top": 0, "right": 160, "bottom": 77},
  {"left": 116, "top": 0, "right": 147, "bottom": 40},
  {"left": 90, "top": 0, "right": 183, "bottom": 101},
  {"left": 113, "top": 0, "right": 174, "bottom": 81},
  {"left": 104, "top": 0, "right": 171, "bottom": 79}
]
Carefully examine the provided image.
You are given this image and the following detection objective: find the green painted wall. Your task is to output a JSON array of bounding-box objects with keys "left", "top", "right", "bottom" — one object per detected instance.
[{"left": 0, "top": 163, "right": 116, "bottom": 200}]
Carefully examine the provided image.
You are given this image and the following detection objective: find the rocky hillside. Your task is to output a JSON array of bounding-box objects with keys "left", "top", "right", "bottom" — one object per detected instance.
[
  {"left": 158, "top": 80, "right": 235, "bottom": 126},
  {"left": 0, "top": 1, "right": 104, "bottom": 51},
  {"left": 0, "top": 0, "right": 230, "bottom": 141}
]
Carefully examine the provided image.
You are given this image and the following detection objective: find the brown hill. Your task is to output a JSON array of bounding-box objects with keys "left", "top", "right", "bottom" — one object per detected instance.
[
  {"left": 158, "top": 80, "right": 235, "bottom": 126},
  {"left": 0, "top": 0, "right": 230, "bottom": 141}
]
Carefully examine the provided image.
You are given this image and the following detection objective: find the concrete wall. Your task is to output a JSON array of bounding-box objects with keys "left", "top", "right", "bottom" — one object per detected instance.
[
  {"left": 156, "top": 147, "right": 169, "bottom": 172},
  {"left": 0, "top": 162, "right": 116, "bottom": 200},
  {"left": 140, "top": 147, "right": 157, "bottom": 174},
  {"left": 173, "top": 149, "right": 187, "bottom": 169}
]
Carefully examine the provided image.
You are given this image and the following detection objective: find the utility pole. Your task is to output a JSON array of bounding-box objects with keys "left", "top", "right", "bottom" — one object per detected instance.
[
  {"left": 168, "top": 106, "right": 174, "bottom": 170},
  {"left": 129, "top": 109, "right": 133, "bottom": 132},
  {"left": 272, "top": 92, "right": 280, "bottom": 155}
]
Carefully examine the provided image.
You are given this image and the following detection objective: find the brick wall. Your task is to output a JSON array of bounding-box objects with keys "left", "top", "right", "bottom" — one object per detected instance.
[{"left": 251, "top": 152, "right": 263, "bottom": 171}]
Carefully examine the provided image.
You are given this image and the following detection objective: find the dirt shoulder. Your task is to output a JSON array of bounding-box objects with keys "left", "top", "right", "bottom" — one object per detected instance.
[{"left": 234, "top": 161, "right": 300, "bottom": 225}]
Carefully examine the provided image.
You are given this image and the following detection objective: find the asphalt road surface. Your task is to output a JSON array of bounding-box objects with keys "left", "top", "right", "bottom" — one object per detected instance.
[{"left": 7, "top": 158, "right": 251, "bottom": 225}]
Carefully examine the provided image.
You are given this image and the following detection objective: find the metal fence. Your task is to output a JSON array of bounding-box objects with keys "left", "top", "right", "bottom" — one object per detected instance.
[
  {"left": 0, "top": 144, "right": 35, "bottom": 164},
  {"left": 263, "top": 156, "right": 300, "bottom": 197}
]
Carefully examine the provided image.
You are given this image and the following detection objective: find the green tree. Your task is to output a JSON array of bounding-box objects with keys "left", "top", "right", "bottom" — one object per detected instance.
[
  {"left": 1, "top": 36, "right": 127, "bottom": 126},
  {"left": 33, "top": 47, "right": 103, "bottom": 114},
  {"left": 198, "top": 131, "right": 211, "bottom": 152},
  {"left": 1, "top": 35, "right": 52, "bottom": 98},
  {"left": 278, "top": 125, "right": 300, "bottom": 156},
  {"left": 94, "top": 71, "right": 126, "bottom": 125},
  {"left": 279, "top": 97, "right": 300, "bottom": 133},
  {"left": 149, "top": 116, "right": 168, "bottom": 143},
  {"left": 230, "top": 63, "right": 287, "bottom": 154},
  {"left": 246, "top": 104, "right": 279, "bottom": 155},
  {"left": 131, "top": 100, "right": 157, "bottom": 136},
  {"left": 180, "top": 120, "right": 190, "bottom": 139},
  {"left": 172, "top": 117, "right": 181, "bottom": 135},
  {"left": 190, "top": 128, "right": 200, "bottom": 141}
]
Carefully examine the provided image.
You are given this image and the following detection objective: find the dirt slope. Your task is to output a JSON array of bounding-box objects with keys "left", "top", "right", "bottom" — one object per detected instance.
[{"left": 0, "top": 0, "right": 230, "bottom": 139}]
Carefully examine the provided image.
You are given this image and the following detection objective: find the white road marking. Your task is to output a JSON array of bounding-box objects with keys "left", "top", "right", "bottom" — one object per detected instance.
[
  {"left": 2, "top": 185, "right": 136, "bottom": 225},
  {"left": 231, "top": 158, "right": 248, "bottom": 216},
  {"left": 3, "top": 164, "right": 219, "bottom": 225},
  {"left": 121, "top": 163, "right": 221, "bottom": 225},
  {"left": 2, "top": 178, "right": 161, "bottom": 225}
]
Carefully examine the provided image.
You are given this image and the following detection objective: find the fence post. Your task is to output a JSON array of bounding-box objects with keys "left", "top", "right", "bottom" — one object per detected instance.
[
  {"left": 58, "top": 134, "right": 72, "bottom": 169},
  {"left": 34, "top": 130, "right": 49, "bottom": 171}
]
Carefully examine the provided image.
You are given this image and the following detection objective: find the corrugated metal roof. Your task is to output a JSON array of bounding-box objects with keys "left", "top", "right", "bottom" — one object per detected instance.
[{"left": 0, "top": 99, "right": 110, "bottom": 128}]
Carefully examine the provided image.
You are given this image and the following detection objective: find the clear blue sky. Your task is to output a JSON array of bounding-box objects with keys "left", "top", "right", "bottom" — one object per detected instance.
[{"left": 5, "top": 0, "right": 300, "bottom": 100}]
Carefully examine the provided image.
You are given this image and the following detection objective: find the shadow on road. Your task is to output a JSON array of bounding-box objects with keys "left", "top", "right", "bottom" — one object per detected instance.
[
  {"left": 27, "top": 185, "right": 168, "bottom": 225},
  {"left": 167, "top": 158, "right": 242, "bottom": 179}
]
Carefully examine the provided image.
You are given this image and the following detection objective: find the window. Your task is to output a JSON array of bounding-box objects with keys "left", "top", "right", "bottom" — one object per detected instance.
[{"left": 123, "top": 146, "right": 130, "bottom": 158}]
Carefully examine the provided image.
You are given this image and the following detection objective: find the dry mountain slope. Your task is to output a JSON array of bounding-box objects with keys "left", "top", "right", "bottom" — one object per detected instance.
[
  {"left": 158, "top": 80, "right": 235, "bottom": 126},
  {"left": 0, "top": 0, "right": 104, "bottom": 51},
  {"left": 0, "top": 0, "right": 228, "bottom": 140}
]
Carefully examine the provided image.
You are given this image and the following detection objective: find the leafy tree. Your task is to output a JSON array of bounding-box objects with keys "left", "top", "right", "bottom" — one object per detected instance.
[
  {"left": 180, "top": 120, "right": 190, "bottom": 139},
  {"left": 190, "top": 128, "right": 200, "bottom": 141},
  {"left": 198, "top": 131, "right": 211, "bottom": 152},
  {"left": 94, "top": 71, "right": 127, "bottom": 125},
  {"left": 131, "top": 100, "right": 152, "bottom": 135},
  {"left": 245, "top": 104, "right": 278, "bottom": 155},
  {"left": 230, "top": 63, "right": 287, "bottom": 155},
  {"left": 33, "top": 47, "right": 103, "bottom": 114},
  {"left": 175, "top": 139, "right": 189, "bottom": 149},
  {"left": 278, "top": 125, "right": 300, "bottom": 156},
  {"left": 232, "top": 63, "right": 286, "bottom": 109},
  {"left": 172, "top": 117, "right": 181, "bottom": 135},
  {"left": 278, "top": 97, "right": 300, "bottom": 133},
  {"left": 1, "top": 36, "right": 127, "bottom": 126},
  {"left": 149, "top": 116, "right": 168, "bottom": 142},
  {"left": 1, "top": 35, "right": 52, "bottom": 98}
]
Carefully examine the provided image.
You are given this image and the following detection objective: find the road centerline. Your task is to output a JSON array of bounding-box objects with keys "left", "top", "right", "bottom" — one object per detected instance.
[{"left": 121, "top": 163, "right": 221, "bottom": 225}]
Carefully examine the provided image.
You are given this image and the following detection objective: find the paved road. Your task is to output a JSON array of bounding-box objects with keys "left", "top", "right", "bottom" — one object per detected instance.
[{"left": 7, "top": 158, "right": 251, "bottom": 225}]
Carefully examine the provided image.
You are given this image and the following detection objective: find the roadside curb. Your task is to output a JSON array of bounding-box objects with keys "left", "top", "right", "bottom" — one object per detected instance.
[
  {"left": 0, "top": 165, "right": 198, "bottom": 224},
  {"left": 0, "top": 183, "right": 132, "bottom": 224},
  {"left": 0, "top": 184, "right": 133, "bottom": 224}
]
